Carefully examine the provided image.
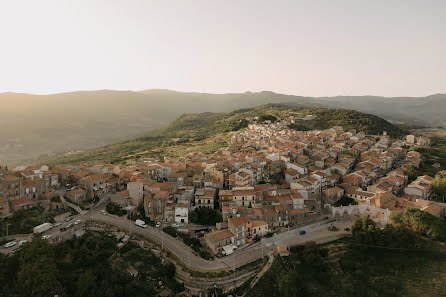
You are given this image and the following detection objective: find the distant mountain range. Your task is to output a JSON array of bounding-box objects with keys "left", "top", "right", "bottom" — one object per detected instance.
[{"left": 0, "top": 90, "right": 444, "bottom": 165}]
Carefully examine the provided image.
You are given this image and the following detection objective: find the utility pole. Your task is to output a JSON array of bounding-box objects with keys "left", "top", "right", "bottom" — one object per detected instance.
[
  {"left": 128, "top": 209, "right": 131, "bottom": 235},
  {"left": 90, "top": 196, "right": 94, "bottom": 222},
  {"left": 233, "top": 248, "right": 235, "bottom": 278},
  {"left": 188, "top": 244, "right": 192, "bottom": 268},
  {"left": 261, "top": 239, "right": 264, "bottom": 261}
]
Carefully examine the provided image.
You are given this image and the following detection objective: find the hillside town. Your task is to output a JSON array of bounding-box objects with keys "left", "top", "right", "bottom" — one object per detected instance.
[{"left": 1, "top": 118, "right": 445, "bottom": 258}]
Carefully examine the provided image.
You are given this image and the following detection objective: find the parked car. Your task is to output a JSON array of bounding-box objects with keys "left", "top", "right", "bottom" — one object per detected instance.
[
  {"left": 155, "top": 222, "right": 161, "bottom": 228},
  {"left": 65, "top": 216, "right": 73, "bottom": 222},
  {"left": 172, "top": 223, "right": 179, "bottom": 228},
  {"left": 41, "top": 235, "right": 52, "bottom": 240},
  {"left": 135, "top": 219, "right": 147, "bottom": 228},
  {"left": 18, "top": 240, "right": 28, "bottom": 247},
  {"left": 4, "top": 241, "right": 16, "bottom": 248},
  {"left": 74, "top": 219, "right": 82, "bottom": 225},
  {"left": 328, "top": 225, "right": 338, "bottom": 231},
  {"left": 299, "top": 230, "right": 306, "bottom": 235},
  {"left": 101, "top": 210, "right": 107, "bottom": 215},
  {"left": 344, "top": 227, "right": 351, "bottom": 232}
]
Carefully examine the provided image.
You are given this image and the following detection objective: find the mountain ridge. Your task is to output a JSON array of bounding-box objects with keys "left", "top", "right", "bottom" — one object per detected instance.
[
  {"left": 36, "top": 103, "right": 406, "bottom": 166},
  {"left": 0, "top": 90, "right": 443, "bottom": 165}
]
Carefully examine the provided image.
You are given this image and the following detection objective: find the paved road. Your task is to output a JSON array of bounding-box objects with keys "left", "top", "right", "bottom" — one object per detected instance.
[
  {"left": 0, "top": 195, "right": 110, "bottom": 255},
  {"left": 1, "top": 195, "right": 352, "bottom": 272},
  {"left": 90, "top": 207, "right": 353, "bottom": 272}
]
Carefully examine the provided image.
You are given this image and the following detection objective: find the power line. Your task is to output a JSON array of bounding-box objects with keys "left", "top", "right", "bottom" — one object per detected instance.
[{"left": 348, "top": 241, "right": 446, "bottom": 253}]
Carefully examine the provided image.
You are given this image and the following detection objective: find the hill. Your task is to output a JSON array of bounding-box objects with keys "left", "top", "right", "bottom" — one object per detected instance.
[
  {"left": 1, "top": 90, "right": 439, "bottom": 165},
  {"left": 38, "top": 104, "right": 405, "bottom": 165},
  {"left": 245, "top": 213, "right": 446, "bottom": 297}
]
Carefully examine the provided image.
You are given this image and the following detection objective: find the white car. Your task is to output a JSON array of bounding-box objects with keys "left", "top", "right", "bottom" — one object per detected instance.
[
  {"left": 74, "top": 219, "right": 82, "bottom": 225},
  {"left": 42, "top": 235, "right": 52, "bottom": 240},
  {"left": 155, "top": 222, "right": 161, "bottom": 228},
  {"left": 4, "top": 241, "right": 16, "bottom": 248},
  {"left": 172, "top": 223, "right": 179, "bottom": 228},
  {"left": 101, "top": 210, "right": 107, "bottom": 215},
  {"left": 18, "top": 240, "right": 28, "bottom": 247}
]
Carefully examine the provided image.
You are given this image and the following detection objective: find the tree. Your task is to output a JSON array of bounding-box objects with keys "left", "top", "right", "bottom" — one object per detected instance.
[
  {"left": 402, "top": 164, "right": 420, "bottom": 182},
  {"left": 351, "top": 215, "right": 381, "bottom": 244},
  {"left": 431, "top": 170, "right": 446, "bottom": 202},
  {"left": 17, "top": 239, "right": 63, "bottom": 297},
  {"left": 75, "top": 270, "right": 97, "bottom": 297},
  {"left": 278, "top": 271, "right": 307, "bottom": 297},
  {"left": 333, "top": 195, "right": 357, "bottom": 207},
  {"left": 391, "top": 207, "right": 446, "bottom": 241},
  {"left": 189, "top": 208, "right": 221, "bottom": 226}
]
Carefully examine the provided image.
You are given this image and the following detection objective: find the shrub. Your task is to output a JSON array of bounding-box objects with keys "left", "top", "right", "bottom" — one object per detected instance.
[
  {"left": 163, "top": 226, "right": 178, "bottom": 238},
  {"left": 189, "top": 208, "right": 222, "bottom": 226},
  {"left": 105, "top": 203, "right": 127, "bottom": 217}
]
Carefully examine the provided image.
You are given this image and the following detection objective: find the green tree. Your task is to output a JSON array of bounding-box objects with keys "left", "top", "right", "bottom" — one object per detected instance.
[
  {"left": 333, "top": 195, "right": 357, "bottom": 207},
  {"left": 351, "top": 215, "right": 381, "bottom": 244},
  {"left": 402, "top": 164, "right": 420, "bottom": 182},
  {"left": 75, "top": 270, "right": 97, "bottom": 297},
  {"left": 391, "top": 207, "right": 446, "bottom": 241},
  {"left": 189, "top": 207, "right": 222, "bottom": 226},
  {"left": 278, "top": 271, "right": 307, "bottom": 297},
  {"left": 431, "top": 170, "right": 446, "bottom": 202},
  {"left": 17, "top": 239, "right": 63, "bottom": 297}
]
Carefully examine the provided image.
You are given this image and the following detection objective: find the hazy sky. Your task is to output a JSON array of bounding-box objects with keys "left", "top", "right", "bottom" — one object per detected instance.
[{"left": 0, "top": 0, "right": 445, "bottom": 96}]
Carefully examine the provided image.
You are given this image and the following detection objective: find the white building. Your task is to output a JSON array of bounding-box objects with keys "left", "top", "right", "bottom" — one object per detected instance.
[{"left": 174, "top": 203, "right": 189, "bottom": 224}]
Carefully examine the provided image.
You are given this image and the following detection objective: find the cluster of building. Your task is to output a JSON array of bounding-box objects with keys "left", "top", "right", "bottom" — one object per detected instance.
[
  {"left": 1, "top": 118, "right": 445, "bottom": 256},
  {"left": 0, "top": 165, "right": 61, "bottom": 217}
]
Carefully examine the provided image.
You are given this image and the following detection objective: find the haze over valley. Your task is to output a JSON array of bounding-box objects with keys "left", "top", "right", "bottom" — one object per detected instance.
[{"left": 1, "top": 90, "right": 445, "bottom": 165}]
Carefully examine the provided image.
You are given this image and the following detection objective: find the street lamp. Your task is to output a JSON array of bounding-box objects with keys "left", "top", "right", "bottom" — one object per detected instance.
[
  {"left": 128, "top": 209, "right": 131, "bottom": 235},
  {"left": 233, "top": 248, "right": 235, "bottom": 279},
  {"left": 5, "top": 222, "right": 11, "bottom": 237},
  {"left": 261, "top": 238, "right": 263, "bottom": 261},
  {"left": 188, "top": 244, "right": 193, "bottom": 268}
]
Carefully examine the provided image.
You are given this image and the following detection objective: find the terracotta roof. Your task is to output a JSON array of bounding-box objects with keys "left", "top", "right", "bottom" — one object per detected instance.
[
  {"left": 0, "top": 175, "right": 20, "bottom": 182},
  {"left": 80, "top": 173, "right": 106, "bottom": 181},
  {"left": 289, "top": 208, "right": 310, "bottom": 214},
  {"left": 228, "top": 217, "right": 250, "bottom": 226},
  {"left": 117, "top": 190, "right": 129, "bottom": 197},
  {"left": 324, "top": 186, "right": 343, "bottom": 195},
  {"left": 251, "top": 220, "right": 267, "bottom": 227},
  {"left": 153, "top": 191, "right": 169, "bottom": 199},
  {"left": 207, "top": 229, "right": 234, "bottom": 242},
  {"left": 233, "top": 189, "right": 256, "bottom": 196},
  {"left": 10, "top": 197, "right": 32, "bottom": 206}
]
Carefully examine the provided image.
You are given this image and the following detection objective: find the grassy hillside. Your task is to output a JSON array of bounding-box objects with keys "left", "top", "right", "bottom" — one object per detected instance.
[
  {"left": 246, "top": 239, "right": 446, "bottom": 297},
  {"left": 38, "top": 104, "right": 405, "bottom": 165},
  {"left": 0, "top": 90, "right": 442, "bottom": 165},
  {"left": 246, "top": 213, "right": 446, "bottom": 297}
]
